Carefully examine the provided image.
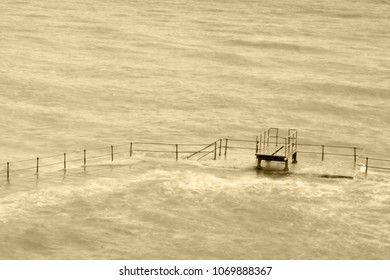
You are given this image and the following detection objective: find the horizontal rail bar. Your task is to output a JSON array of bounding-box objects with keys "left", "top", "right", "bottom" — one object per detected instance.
[
  {"left": 72, "top": 142, "right": 213, "bottom": 152},
  {"left": 367, "top": 158, "right": 390, "bottom": 162},
  {"left": 84, "top": 154, "right": 112, "bottom": 160},
  {"left": 172, "top": 143, "right": 212, "bottom": 146},
  {"left": 9, "top": 166, "right": 37, "bottom": 172},
  {"left": 228, "top": 139, "right": 257, "bottom": 143},
  {"left": 224, "top": 146, "right": 256, "bottom": 150},
  {"left": 297, "top": 151, "right": 360, "bottom": 157},
  {"left": 367, "top": 166, "right": 390, "bottom": 170},
  {"left": 298, "top": 143, "right": 364, "bottom": 149},
  {"left": 134, "top": 149, "right": 178, "bottom": 153},
  {"left": 132, "top": 142, "right": 176, "bottom": 146},
  {"left": 131, "top": 149, "right": 212, "bottom": 154},
  {"left": 39, "top": 162, "right": 63, "bottom": 168},
  {"left": 297, "top": 151, "right": 323, "bottom": 155},
  {"left": 65, "top": 158, "right": 85, "bottom": 163},
  {"left": 178, "top": 151, "right": 210, "bottom": 154},
  {"left": 38, "top": 153, "right": 65, "bottom": 159},
  {"left": 319, "top": 152, "right": 357, "bottom": 157},
  {"left": 133, "top": 142, "right": 211, "bottom": 146},
  {"left": 8, "top": 158, "right": 37, "bottom": 164},
  {"left": 83, "top": 146, "right": 112, "bottom": 151}
]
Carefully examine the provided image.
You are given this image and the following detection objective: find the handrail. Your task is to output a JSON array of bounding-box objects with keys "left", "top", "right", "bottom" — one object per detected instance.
[
  {"left": 184, "top": 141, "right": 218, "bottom": 160},
  {"left": 284, "top": 129, "right": 297, "bottom": 158},
  {"left": 197, "top": 146, "right": 217, "bottom": 160},
  {"left": 228, "top": 137, "right": 388, "bottom": 175},
  {"left": 1, "top": 136, "right": 389, "bottom": 183},
  {"left": 257, "top": 128, "right": 297, "bottom": 159},
  {"left": 257, "top": 128, "right": 279, "bottom": 154}
]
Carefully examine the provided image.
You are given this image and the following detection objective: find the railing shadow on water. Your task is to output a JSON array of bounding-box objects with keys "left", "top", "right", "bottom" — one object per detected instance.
[{"left": 0, "top": 137, "right": 389, "bottom": 185}]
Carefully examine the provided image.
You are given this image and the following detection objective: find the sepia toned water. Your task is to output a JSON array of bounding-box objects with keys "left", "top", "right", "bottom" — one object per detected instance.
[{"left": 0, "top": 0, "right": 389, "bottom": 259}]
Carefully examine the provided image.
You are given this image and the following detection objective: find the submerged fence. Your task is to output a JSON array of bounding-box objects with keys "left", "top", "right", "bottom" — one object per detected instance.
[
  {"left": 1, "top": 138, "right": 389, "bottom": 182},
  {"left": 228, "top": 138, "right": 390, "bottom": 174}
]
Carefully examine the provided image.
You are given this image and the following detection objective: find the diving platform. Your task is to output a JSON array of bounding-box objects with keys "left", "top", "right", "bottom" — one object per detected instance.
[{"left": 256, "top": 128, "right": 298, "bottom": 171}]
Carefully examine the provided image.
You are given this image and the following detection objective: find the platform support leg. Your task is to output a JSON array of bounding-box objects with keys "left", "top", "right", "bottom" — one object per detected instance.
[
  {"left": 292, "top": 152, "right": 298, "bottom": 164},
  {"left": 284, "top": 160, "right": 289, "bottom": 171},
  {"left": 257, "top": 158, "right": 262, "bottom": 170}
]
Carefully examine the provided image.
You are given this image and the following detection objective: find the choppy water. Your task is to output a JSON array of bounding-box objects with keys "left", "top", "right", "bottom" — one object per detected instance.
[{"left": 0, "top": 0, "right": 389, "bottom": 259}]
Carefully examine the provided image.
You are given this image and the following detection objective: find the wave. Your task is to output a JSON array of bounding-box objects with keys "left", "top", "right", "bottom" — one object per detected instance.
[{"left": 224, "top": 39, "right": 330, "bottom": 53}]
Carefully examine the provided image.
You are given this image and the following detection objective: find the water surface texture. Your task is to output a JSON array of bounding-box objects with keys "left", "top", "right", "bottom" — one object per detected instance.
[{"left": 0, "top": 0, "right": 389, "bottom": 259}]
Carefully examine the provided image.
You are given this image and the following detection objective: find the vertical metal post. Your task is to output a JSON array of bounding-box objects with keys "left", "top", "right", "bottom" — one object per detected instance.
[
  {"left": 259, "top": 134, "right": 262, "bottom": 153},
  {"left": 224, "top": 138, "right": 228, "bottom": 157},
  {"left": 365, "top": 157, "right": 368, "bottom": 174},
  {"left": 219, "top": 139, "right": 222, "bottom": 157},
  {"left": 276, "top": 129, "right": 279, "bottom": 146},
  {"left": 286, "top": 137, "right": 289, "bottom": 155},
  {"left": 7, "top": 162, "right": 10, "bottom": 181},
  {"left": 293, "top": 132, "right": 297, "bottom": 152},
  {"left": 175, "top": 144, "right": 178, "bottom": 161},
  {"left": 255, "top": 136, "right": 259, "bottom": 154},
  {"left": 322, "top": 145, "right": 325, "bottom": 161},
  {"left": 214, "top": 142, "right": 217, "bottom": 160},
  {"left": 285, "top": 138, "right": 288, "bottom": 157},
  {"left": 292, "top": 152, "right": 298, "bottom": 164},
  {"left": 257, "top": 158, "right": 262, "bottom": 170},
  {"left": 36, "top": 157, "right": 39, "bottom": 174},
  {"left": 84, "top": 149, "right": 86, "bottom": 166},
  {"left": 130, "top": 142, "right": 133, "bottom": 157},
  {"left": 353, "top": 147, "right": 357, "bottom": 164},
  {"left": 111, "top": 145, "right": 114, "bottom": 161},
  {"left": 267, "top": 130, "right": 270, "bottom": 146},
  {"left": 64, "top": 153, "right": 66, "bottom": 170}
]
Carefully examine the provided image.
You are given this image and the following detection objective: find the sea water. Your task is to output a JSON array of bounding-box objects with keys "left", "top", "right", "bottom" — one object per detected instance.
[{"left": 0, "top": 0, "right": 389, "bottom": 259}]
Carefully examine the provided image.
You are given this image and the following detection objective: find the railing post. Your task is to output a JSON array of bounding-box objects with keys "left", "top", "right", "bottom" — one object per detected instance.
[
  {"left": 224, "top": 138, "right": 228, "bottom": 158},
  {"left": 214, "top": 142, "right": 217, "bottom": 160},
  {"left": 353, "top": 147, "right": 357, "bottom": 164},
  {"left": 365, "top": 157, "right": 368, "bottom": 174},
  {"left": 175, "top": 144, "right": 178, "bottom": 161},
  {"left": 36, "top": 157, "right": 39, "bottom": 174},
  {"left": 7, "top": 162, "right": 9, "bottom": 181},
  {"left": 259, "top": 134, "right": 262, "bottom": 153},
  {"left": 111, "top": 145, "right": 114, "bottom": 161},
  {"left": 64, "top": 153, "right": 66, "bottom": 171},
  {"left": 256, "top": 136, "right": 259, "bottom": 154},
  {"left": 219, "top": 139, "right": 222, "bottom": 157},
  {"left": 285, "top": 138, "right": 287, "bottom": 157},
  {"left": 294, "top": 132, "right": 298, "bottom": 152},
  {"left": 287, "top": 136, "right": 290, "bottom": 155},
  {"left": 84, "top": 149, "right": 86, "bottom": 166},
  {"left": 130, "top": 142, "right": 133, "bottom": 157},
  {"left": 276, "top": 129, "right": 278, "bottom": 146},
  {"left": 322, "top": 145, "right": 325, "bottom": 161},
  {"left": 267, "top": 131, "right": 270, "bottom": 146}
]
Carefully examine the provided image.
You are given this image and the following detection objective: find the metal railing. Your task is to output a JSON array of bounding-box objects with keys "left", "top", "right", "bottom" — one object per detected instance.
[
  {"left": 361, "top": 157, "right": 390, "bottom": 174},
  {"left": 0, "top": 141, "right": 222, "bottom": 182},
  {"left": 257, "top": 128, "right": 297, "bottom": 159},
  {"left": 0, "top": 137, "right": 389, "bottom": 183},
  {"left": 285, "top": 129, "right": 298, "bottom": 158}
]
